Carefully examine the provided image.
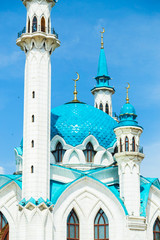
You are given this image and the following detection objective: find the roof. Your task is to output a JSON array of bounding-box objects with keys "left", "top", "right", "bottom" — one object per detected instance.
[
  {"left": 51, "top": 102, "right": 118, "bottom": 148},
  {"left": 0, "top": 168, "right": 160, "bottom": 217},
  {"left": 96, "top": 48, "right": 110, "bottom": 79}
]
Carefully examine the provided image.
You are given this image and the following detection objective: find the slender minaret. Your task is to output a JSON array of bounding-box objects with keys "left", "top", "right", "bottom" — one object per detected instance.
[
  {"left": 114, "top": 84, "right": 144, "bottom": 216},
  {"left": 16, "top": 0, "right": 60, "bottom": 201},
  {"left": 91, "top": 28, "right": 115, "bottom": 116}
]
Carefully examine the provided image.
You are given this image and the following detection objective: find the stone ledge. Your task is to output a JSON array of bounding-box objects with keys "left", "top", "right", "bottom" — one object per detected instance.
[{"left": 127, "top": 216, "right": 147, "bottom": 231}]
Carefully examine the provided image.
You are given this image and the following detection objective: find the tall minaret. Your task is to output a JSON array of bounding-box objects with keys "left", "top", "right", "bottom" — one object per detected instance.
[
  {"left": 114, "top": 84, "right": 144, "bottom": 216},
  {"left": 91, "top": 28, "right": 115, "bottom": 117},
  {"left": 17, "top": 0, "right": 60, "bottom": 201}
]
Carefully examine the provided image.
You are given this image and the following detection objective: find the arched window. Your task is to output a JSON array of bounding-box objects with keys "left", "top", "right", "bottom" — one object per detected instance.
[
  {"left": 132, "top": 137, "right": 135, "bottom": 152},
  {"left": 99, "top": 103, "right": 103, "bottom": 111},
  {"left": 32, "top": 115, "right": 35, "bottom": 122},
  {"left": 125, "top": 137, "right": 129, "bottom": 152},
  {"left": 84, "top": 142, "right": 95, "bottom": 163},
  {"left": 53, "top": 142, "right": 64, "bottom": 163},
  {"left": 0, "top": 212, "right": 9, "bottom": 240},
  {"left": 120, "top": 138, "right": 122, "bottom": 152},
  {"left": 105, "top": 103, "right": 109, "bottom": 114},
  {"left": 28, "top": 18, "right": 30, "bottom": 33},
  {"left": 31, "top": 165, "right": 34, "bottom": 173},
  {"left": 32, "top": 16, "right": 37, "bottom": 32},
  {"left": 31, "top": 140, "right": 34, "bottom": 148},
  {"left": 41, "top": 16, "right": 45, "bottom": 32},
  {"left": 94, "top": 209, "right": 109, "bottom": 240},
  {"left": 153, "top": 218, "right": 160, "bottom": 240},
  {"left": 67, "top": 210, "right": 79, "bottom": 240},
  {"left": 32, "top": 91, "right": 35, "bottom": 98},
  {"left": 95, "top": 104, "right": 98, "bottom": 109}
]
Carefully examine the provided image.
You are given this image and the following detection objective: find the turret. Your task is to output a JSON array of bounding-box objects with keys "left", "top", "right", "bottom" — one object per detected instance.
[
  {"left": 91, "top": 28, "right": 115, "bottom": 117},
  {"left": 17, "top": 0, "right": 60, "bottom": 201},
  {"left": 114, "top": 84, "right": 144, "bottom": 216}
]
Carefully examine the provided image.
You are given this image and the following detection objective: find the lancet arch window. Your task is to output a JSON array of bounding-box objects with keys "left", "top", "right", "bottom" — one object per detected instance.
[
  {"left": 125, "top": 137, "right": 129, "bottom": 152},
  {"left": 132, "top": 137, "right": 135, "bottom": 152},
  {"left": 41, "top": 16, "right": 45, "bottom": 32},
  {"left": 153, "top": 218, "right": 160, "bottom": 240},
  {"left": 52, "top": 142, "right": 65, "bottom": 163},
  {"left": 99, "top": 103, "right": 103, "bottom": 111},
  {"left": 28, "top": 18, "right": 30, "bottom": 33},
  {"left": 0, "top": 212, "right": 9, "bottom": 240},
  {"left": 120, "top": 138, "right": 122, "bottom": 152},
  {"left": 94, "top": 209, "right": 109, "bottom": 240},
  {"left": 84, "top": 142, "right": 96, "bottom": 163},
  {"left": 67, "top": 209, "right": 79, "bottom": 240},
  {"left": 32, "top": 16, "right": 37, "bottom": 32},
  {"left": 105, "top": 103, "right": 109, "bottom": 114}
]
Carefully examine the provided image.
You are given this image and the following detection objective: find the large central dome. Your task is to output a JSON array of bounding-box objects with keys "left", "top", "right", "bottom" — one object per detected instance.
[{"left": 51, "top": 102, "right": 118, "bottom": 149}]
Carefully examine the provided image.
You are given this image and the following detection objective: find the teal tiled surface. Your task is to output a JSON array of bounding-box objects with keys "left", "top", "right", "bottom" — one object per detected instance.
[{"left": 51, "top": 102, "right": 118, "bottom": 149}]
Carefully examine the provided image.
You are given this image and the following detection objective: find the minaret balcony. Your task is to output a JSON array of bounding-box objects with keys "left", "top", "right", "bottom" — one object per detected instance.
[{"left": 17, "top": 26, "right": 58, "bottom": 38}]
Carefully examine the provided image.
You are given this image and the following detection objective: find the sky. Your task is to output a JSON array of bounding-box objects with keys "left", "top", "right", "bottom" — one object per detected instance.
[{"left": 0, "top": 0, "right": 160, "bottom": 177}]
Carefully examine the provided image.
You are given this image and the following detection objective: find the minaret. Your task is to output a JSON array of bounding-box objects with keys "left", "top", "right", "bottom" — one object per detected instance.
[
  {"left": 91, "top": 28, "right": 115, "bottom": 117},
  {"left": 16, "top": 0, "right": 60, "bottom": 201},
  {"left": 114, "top": 84, "right": 144, "bottom": 216}
]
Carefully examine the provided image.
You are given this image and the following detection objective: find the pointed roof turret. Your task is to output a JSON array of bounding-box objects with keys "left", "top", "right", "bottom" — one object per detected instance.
[
  {"left": 94, "top": 28, "right": 113, "bottom": 89},
  {"left": 96, "top": 48, "right": 110, "bottom": 79}
]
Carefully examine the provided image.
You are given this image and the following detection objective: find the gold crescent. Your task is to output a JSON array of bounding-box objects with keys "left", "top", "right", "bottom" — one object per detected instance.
[
  {"left": 127, "top": 82, "right": 130, "bottom": 89},
  {"left": 73, "top": 72, "right": 80, "bottom": 82},
  {"left": 100, "top": 27, "right": 105, "bottom": 34}
]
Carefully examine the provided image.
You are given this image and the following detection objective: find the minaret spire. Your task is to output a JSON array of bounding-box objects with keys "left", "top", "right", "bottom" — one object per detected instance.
[{"left": 91, "top": 28, "right": 115, "bottom": 117}]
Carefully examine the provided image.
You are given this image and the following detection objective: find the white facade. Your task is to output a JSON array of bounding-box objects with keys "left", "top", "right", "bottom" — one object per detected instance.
[
  {"left": 1, "top": 0, "right": 160, "bottom": 240},
  {"left": 91, "top": 87, "right": 114, "bottom": 117}
]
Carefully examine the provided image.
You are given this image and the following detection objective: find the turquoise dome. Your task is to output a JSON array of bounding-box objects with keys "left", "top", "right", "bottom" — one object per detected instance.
[
  {"left": 117, "top": 102, "right": 140, "bottom": 127},
  {"left": 120, "top": 103, "right": 136, "bottom": 115},
  {"left": 51, "top": 102, "right": 118, "bottom": 149}
]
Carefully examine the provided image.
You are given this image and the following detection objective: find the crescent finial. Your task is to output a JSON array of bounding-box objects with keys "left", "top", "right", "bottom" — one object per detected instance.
[
  {"left": 100, "top": 27, "right": 105, "bottom": 49},
  {"left": 126, "top": 82, "right": 130, "bottom": 103},
  {"left": 72, "top": 72, "right": 80, "bottom": 102}
]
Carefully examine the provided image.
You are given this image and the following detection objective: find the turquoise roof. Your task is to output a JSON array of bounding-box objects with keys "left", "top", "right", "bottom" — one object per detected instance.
[
  {"left": 116, "top": 102, "right": 141, "bottom": 128},
  {"left": 51, "top": 102, "right": 118, "bottom": 148},
  {"left": 97, "top": 49, "right": 109, "bottom": 78},
  {"left": 120, "top": 103, "right": 136, "bottom": 115},
  {"left": 94, "top": 48, "right": 113, "bottom": 89},
  {"left": 1, "top": 167, "right": 160, "bottom": 217}
]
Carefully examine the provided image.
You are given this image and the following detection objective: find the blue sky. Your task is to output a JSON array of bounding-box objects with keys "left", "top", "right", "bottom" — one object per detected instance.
[{"left": 0, "top": 0, "right": 160, "bottom": 177}]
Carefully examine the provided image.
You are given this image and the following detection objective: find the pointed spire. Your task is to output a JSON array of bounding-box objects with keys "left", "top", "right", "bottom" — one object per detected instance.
[{"left": 94, "top": 27, "right": 113, "bottom": 89}]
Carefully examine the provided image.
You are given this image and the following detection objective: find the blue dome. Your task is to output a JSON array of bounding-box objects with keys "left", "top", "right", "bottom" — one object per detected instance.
[
  {"left": 120, "top": 103, "right": 136, "bottom": 116},
  {"left": 51, "top": 102, "right": 118, "bottom": 149}
]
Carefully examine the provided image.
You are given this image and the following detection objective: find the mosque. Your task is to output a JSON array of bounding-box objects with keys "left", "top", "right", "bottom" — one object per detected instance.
[{"left": 0, "top": 0, "right": 160, "bottom": 240}]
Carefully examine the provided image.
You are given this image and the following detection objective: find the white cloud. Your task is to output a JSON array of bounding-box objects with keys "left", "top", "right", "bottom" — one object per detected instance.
[{"left": 0, "top": 167, "right": 4, "bottom": 174}]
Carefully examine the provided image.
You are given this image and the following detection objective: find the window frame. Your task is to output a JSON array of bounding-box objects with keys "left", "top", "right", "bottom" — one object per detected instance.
[
  {"left": 153, "top": 218, "right": 160, "bottom": 240},
  {"left": 94, "top": 209, "right": 109, "bottom": 240},
  {"left": 125, "top": 136, "right": 129, "bottom": 152},
  {"left": 67, "top": 209, "right": 79, "bottom": 240}
]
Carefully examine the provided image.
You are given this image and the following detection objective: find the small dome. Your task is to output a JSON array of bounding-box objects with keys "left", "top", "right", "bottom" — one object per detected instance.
[
  {"left": 120, "top": 103, "right": 136, "bottom": 116},
  {"left": 51, "top": 102, "right": 118, "bottom": 149}
]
